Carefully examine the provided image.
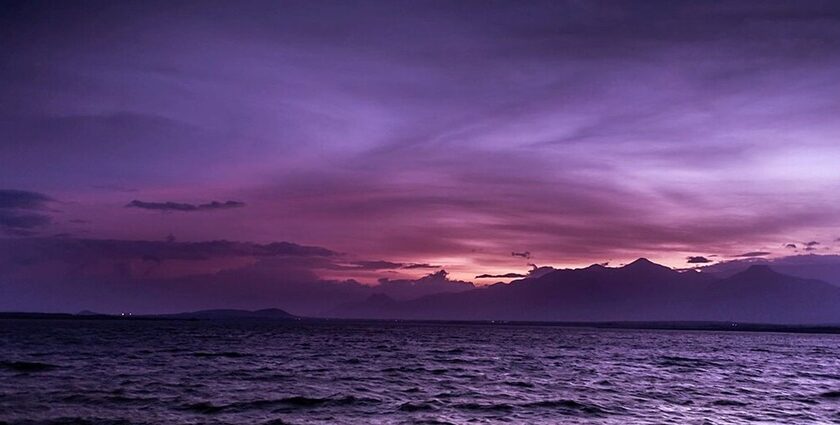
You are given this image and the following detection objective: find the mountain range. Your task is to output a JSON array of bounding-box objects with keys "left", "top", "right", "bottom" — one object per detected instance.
[{"left": 331, "top": 259, "right": 840, "bottom": 324}]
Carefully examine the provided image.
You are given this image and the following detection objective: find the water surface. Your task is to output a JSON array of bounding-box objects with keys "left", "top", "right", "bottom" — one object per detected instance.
[{"left": 1, "top": 319, "right": 839, "bottom": 424}]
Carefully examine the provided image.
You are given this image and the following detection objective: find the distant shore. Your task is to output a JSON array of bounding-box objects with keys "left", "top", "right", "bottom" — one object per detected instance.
[{"left": 3, "top": 311, "right": 840, "bottom": 335}]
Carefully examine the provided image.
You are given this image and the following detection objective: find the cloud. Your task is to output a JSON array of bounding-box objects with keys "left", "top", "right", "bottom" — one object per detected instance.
[
  {"left": 346, "top": 260, "right": 404, "bottom": 270},
  {"left": 803, "top": 241, "right": 820, "bottom": 251},
  {"left": 526, "top": 265, "right": 557, "bottom": 279},
  {"left": 0, "top": 236, "right": 478, "bottom": 314},
  {"left": 686, "top": 256, "right": 712, "bottom": 264},
  {"left": 475, "top": 272, "right": 528, "bottom": 279},
  {"left": 401, "top": 263, "right": 441, "bottom": 269},
  {"left": 0, "top": 190, "right": 52, "bottom": 209},
  {"left": 0, "top": 189, "right": 54, "bottom": 235},
  {"left": 511, "top": 251, "right": 531, "bottom": 259},
  {"left": 4, "top": 2, "right": 840, "bottom": 272},
  {"left": 470, "top": 264, "right": 558, "bottom": 279},
  {"left": 375, "top": 271, "right": 474, "bottom": 300},
  {"left": 0, "top": 237, "right": 336, "bottom": 267},
  {"left": 735, "top": 251, "right": 771, "bottom": 258},
  {"left": 0, "top": 210, "right": 51, "bottom": 235},
  {"left": 336, "top": 260, "right": 441, "bottom": 271},
  {"left": 126, "top": 200, "right": 246, "bottom": 212}
]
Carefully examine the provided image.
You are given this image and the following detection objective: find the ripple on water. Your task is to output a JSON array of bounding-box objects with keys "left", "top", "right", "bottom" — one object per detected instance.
[{"left": 2, "top": 321, "right": 840, "bottom": 424}]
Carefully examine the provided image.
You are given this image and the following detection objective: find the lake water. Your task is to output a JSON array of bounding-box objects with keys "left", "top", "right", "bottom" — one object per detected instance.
[{"left": 1, "top": 319, "right": 839, "bottom": 424}]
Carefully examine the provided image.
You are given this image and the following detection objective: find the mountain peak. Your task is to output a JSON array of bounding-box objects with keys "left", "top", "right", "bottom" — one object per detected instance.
[
  {"left": 623, "top": 258, "right": 669, "bottom": 271},
  {"left": 629, "top": 257, "right": 654, "bottom": 265},
  {"left": 736, "top": 264, "right": 780, "bottom": 278}
]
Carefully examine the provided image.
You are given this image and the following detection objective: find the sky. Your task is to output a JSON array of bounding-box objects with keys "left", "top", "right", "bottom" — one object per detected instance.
[{"left": 2, "top": 1, "right": 840, "bottom": 312}]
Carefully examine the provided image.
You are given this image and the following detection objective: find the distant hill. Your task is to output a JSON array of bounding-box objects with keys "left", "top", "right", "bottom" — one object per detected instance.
[
  {"left": 0, "top": 308, "right": 300, "bottom": 321},
  {"left": 331, "top": 259, "right": 840, "bottom": 324},
  {"left": 155, "top": 308, "right": 299, "bottom": 320}
]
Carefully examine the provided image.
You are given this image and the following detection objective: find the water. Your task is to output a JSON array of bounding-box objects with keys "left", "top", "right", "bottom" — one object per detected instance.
[{"left": 1, "top": 320, "right": 839, "bottom": 424}]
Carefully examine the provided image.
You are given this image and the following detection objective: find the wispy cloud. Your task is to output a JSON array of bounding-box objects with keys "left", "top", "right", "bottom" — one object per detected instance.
[
  {"left": 735, "top": 251, "right": 771, "bottom": 258},
  {"left": 475, "top": 272, "right": 528, "bottom": 279},
  {"left": 126, "top": 200, "right": 246, "bottom": 212}
]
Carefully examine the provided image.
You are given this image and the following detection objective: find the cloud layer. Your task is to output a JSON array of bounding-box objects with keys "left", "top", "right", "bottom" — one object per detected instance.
[
  {"left": 1, "top": 2, "right": 840, "bottom": 280},
  {"left": 126, "top": 200, "right": 246, "bottom": 212},
  {"left": 0, "top": 236, "right": 472, "bottom": 314}
]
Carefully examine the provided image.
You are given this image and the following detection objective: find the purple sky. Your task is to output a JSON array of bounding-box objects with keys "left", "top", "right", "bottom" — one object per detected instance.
[{"left": 2, "top": 1, "right": 840, "bottom": 308}]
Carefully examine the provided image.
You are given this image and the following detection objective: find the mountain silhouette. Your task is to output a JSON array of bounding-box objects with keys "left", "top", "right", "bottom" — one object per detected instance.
[
  {"left": 698, "top": 265, "right": 840, "bottom": 323},
  {"left": 331, "top": 259, "right": 840, "bottom": 324},
  {"left": 158, "top": 308, "right": 298, "bottom": 320}
]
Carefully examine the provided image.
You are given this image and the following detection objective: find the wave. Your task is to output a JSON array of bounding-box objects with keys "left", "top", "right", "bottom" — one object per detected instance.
[
  {"left": 521, "top": 399, "right": 608, "bottom": 416},
  {"left": 2, "top": 418, "right": 137, "bottom": 425},
  {"left": 503, "top": 380, "right": 535, "bottom": 388},
  {"left": 711, "top": 399, "right": 749, "bottom": 407},
  {"left": 398, "top": 402, "right": 438, "bottom": 412},
  {"left": 191, "top": 351, "right": 248, "bottom": 358},
  {"left": 658, "top": 355, "right": 722, "bottom": 368},
  {"left": 184, "top": 395, "right": 379, "bottom": 414},
  {"left": 453, "top": 402, "right": 514, "bottom": 412},
  {"left": 0, "top": 360, "right": 58, "bottom": 373}
]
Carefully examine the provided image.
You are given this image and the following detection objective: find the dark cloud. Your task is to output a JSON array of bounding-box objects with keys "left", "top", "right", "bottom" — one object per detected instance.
[
  {"left": 785, "top": 243, "right": 797, "bottom": 249},
  {"left": 346, "top": 260, "right": 404, "bottom": 270},
  {"left": 0, "top": 189, "right": 52, "bottom": 209},
  {"left": 803, "top": 241, "right": 820, "bottom": 251},
  {"left": 686, "top": 256, "right": 712, "bottom": 264},
  {"left": 335, "top": 261, "right": 442, "bottom": 271},
  {"left": 511, "top": 251, "right": 531, "bottom": 259},
  {"left": 735, "top": 251, "right": 771, "bottom": 258},
  {"left": 0, "top": 210, "right": 51, "bottom": 235},
  {"left": 475, "top": 272, "right": 528, "bottom": 279},
  {"left": 126, "top": 200, "right": 246, "bottom": 212},
  {"left": 0, "top": 189, "right": 54, "bottom": 235},
  {"left": 0, "top": 237, "right": 336, "bottom": 267}
]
